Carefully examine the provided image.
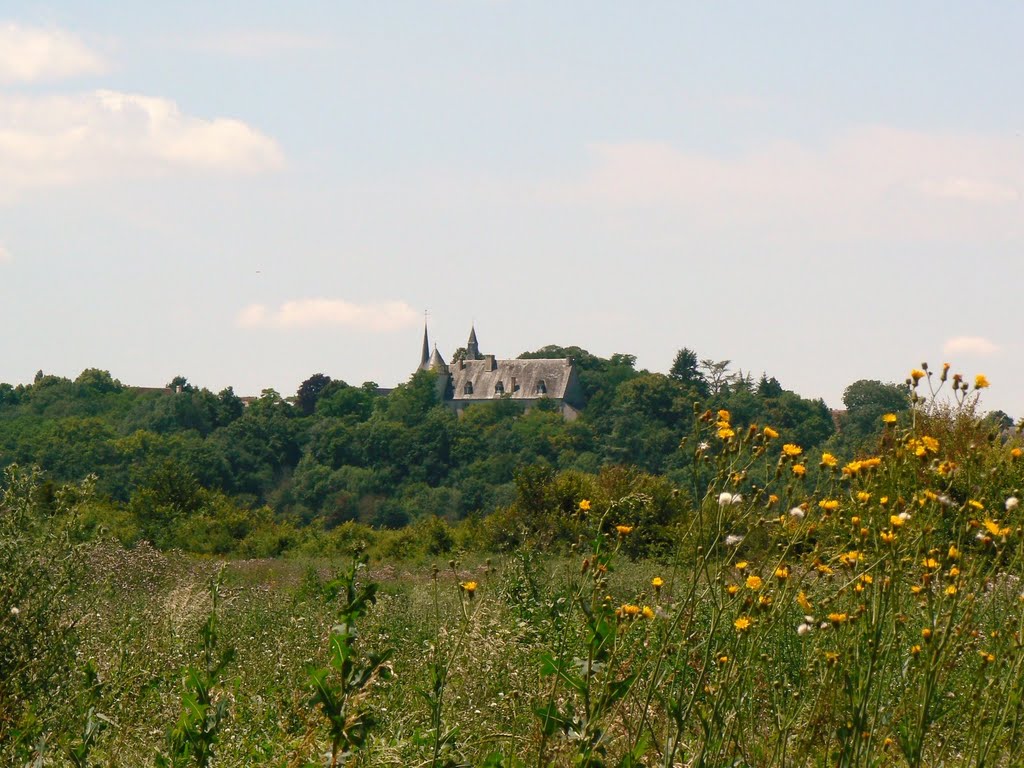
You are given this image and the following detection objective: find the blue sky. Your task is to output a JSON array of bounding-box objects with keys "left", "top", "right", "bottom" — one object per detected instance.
[{"left": 2, "top": 3, "right": 1023, "bottom": 415}]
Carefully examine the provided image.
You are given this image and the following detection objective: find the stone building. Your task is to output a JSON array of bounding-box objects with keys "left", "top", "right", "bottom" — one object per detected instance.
[{"left": 418, "top": 324, "right": 583, "bottom": 420}]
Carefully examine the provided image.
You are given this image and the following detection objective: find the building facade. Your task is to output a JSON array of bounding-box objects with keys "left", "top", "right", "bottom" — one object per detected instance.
[{"left": 418, "top": 324, "right": 583, "bottom": 419}]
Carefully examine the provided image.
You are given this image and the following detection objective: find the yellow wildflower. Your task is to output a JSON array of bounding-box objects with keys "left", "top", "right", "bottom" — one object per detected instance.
[
  {"left": 763, "top": 426, "right": 779, "bottom": 439},
  {"left": 969, "top": 499, "right": 984, "bottom": 510},
  {"left": 791, "top": 464, "right": 807, "bottom": 477},
  {"left": 882, "top": 413, "right": 897, "bottom": 424},
  {"left": 782, "top": 443, "right": 803, "bottom": 457},
  {"left": 856, "top": 491, "right": 871, "bottom": 503},
  {"left": 774, "top": 565, "right": 790, "bottom": 581},
  {"left": 734, "top": 616, "right": 752, "bottom": 632},
  {"left": 797, "top": 591, "right": 812, "bottom": 611},
  {"left": 948, "top": 544, "right": 960, "bottom": 560},
  {"left": 717, "top": 409, "right": 731, "bottom": 423},
  {"left": 910, "top": 644, "right": 922, "bottom": 656},
  {"left": 641, "top": 605, "right": 656, "bottom": 620},
  {"left": 735, "top": 561, "right": 749, "bottom": 571},
  {"left": 843, "top": 461, "right": 862, "bottom": 476},
  {"left": 718, "top": 427, "right": 735, "bottom": 440},
  {"left": 820, "top": 452, "right": 838, "bottom": 468},
  {"left": 880, "top": 530, "right": 897, "bottom": 544},
  {"left": 921, "top": 627, "right": 933, "bottom": 640},
  {"left": 910, "top": 369, "right": 926, "bottom": 384},
  {"left": 726, "top": 584, "right": 739, "bottom": 596},
  {"left": 839, "top": 551, "right": 860, "bottom": 566},
  {"left": 618, "top": 604, "right": 641, "bottom": 619},
  {"left": 922, "top": 558, "right": 939, "bottom": 570},
  {"left": 979, "top": 650, "right": 996, "bottom": 663},
  {"left": 984, "top": 519, "right": 1011, "bottom": 537},
  {"left": 922, "top": 436, "right": 939, "bottom": 453},
  {"left": 745, "top": 575, "right": 764, "bottom": 590},
  {"left": 861, "top": 456, "right": 881, "bottom": 469},
  {"left": 910, "top": 585, "right": 922, "bottom": 595},
  {"left": 890, "top": 515, "right": 905, "bottom": 528},
  {"left": 651, "top": 576, "right": 665, "bottom": 590},
  {"left": 945, "top": 584, "right": 957, "bottom": 596},
  {"left": 1012, "top": 447, "right": 1023, "bottom": 459},
  {"left": 819, "top": 499, "right": 840, "bottom": 512},
  {"left": 828, "top": 613, "right": 848, "bottom": 624},
  {"left": 975, "top": 374, "right": 990, "bottom": 389},
  {"left": 768, "top": 493, "right": 779, "bottom": 504},
  {"left": 461, "top": 581, "right": 478, "bottom": 597},
  {"left": 615, "top": 524, "right": 633, "bottom": 536},
  {"left": 579, "top": 499, "right": 591, "bottom": 512},
  {"left": 880, "top": 496, "right": 889, "bottom": 505}
]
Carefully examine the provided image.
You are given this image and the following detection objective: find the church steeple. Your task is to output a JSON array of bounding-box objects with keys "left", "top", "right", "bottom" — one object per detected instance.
[
  {"left": 466, "top": 324, "right": 480, "bottom": 360},
  {"left": 419, "top": 318, "right": 431, "bottom": 371}
]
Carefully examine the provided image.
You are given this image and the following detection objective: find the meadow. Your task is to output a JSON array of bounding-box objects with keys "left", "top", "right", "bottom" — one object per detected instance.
[{"left": 4, "top": 365, "right": 1024, "bottom": 766}]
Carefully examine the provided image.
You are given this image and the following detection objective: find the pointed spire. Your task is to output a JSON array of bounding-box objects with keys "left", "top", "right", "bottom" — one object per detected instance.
[
  {"left": 466, "top": 324, "right": 480, "bottom": 360},
  {"left": 419, "top": 317, "right": 431, "bottom": 371},
  {"left": 429, "top": 344, "right": 447, "bottom": 371}
]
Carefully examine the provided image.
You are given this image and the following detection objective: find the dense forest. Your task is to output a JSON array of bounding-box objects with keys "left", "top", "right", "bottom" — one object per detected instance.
[{"left": 0, "top": 346, "right": 921, "bottom": 556}]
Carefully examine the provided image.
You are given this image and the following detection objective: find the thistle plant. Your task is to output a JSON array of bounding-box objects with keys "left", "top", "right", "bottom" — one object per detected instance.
[
  {"left": 307, "top": 556, "right": 393, "bottom": 767},
  {"left": 156, "top": 569, "right": 235, "bottom": 768}
]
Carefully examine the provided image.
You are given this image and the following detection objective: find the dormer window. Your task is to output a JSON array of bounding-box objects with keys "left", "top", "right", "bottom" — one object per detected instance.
[
  {"left": 536, "top": 379, "right": 547, "bottom": 394},
  {"left": 494, "top": 381, "right": 505, "bottom": 395},
  {"left": 463, "top": 381, "right": 474, "bottom": 395}
]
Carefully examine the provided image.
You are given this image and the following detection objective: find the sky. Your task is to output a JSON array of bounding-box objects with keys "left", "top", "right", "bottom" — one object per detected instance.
[{"left": 1, "top": 2, "right": 1023, "bottom": 416}]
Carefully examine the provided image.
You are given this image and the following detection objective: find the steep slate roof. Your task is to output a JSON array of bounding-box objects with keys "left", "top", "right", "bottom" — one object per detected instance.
[{"left": 448, "top": 357, "right": 577, "bottom": 402}]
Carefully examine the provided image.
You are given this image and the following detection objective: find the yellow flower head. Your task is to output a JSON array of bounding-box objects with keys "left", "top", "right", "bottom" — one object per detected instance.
[
  {"left": 1012, "top": 447, "right": 1023, "bottom": 459},
  {"left": 856, "top": 491, "right": 871, "bottom": 503},
  {"left": 717, "top": 427, "right": 735, "bottom": 440},
  {"left": 726, "top": 584, "right": 740, "bottom": 596},
  {"left": 828, "top": 612, "right": 848, "bottom": 624},
  {"left": 880, "top": 530, "right": 897, "bottom": 544},
  {"left": 461, "top": 581, "right": 478, "bottom": 597},
  {"left": 791, "top": 463, "right": 807, "bottom": 477},
  {"left": 890, "top": 515, "right": 905, "bottom": 528},
  {"left": 641, "top": 605, "right": 656, "bottom": 620},
  {"left": 882, "top": 413, "right": 898, "bottom": 424},
  {"left": 820, "top": 452, "right": 838, "bottom": 468},
  {"left": 782, "top": 443, "right": 803, "bottom": 457},
  {"left": 843, "top": 461, "right": 863, "bottom": 476},
  {"left": 910, "top": 369, "right": 926, "bottom": 384},
  {"left": 615, "top": 524, "right": 633, "bottom": 536},
  {"left": 734, "top": 616, "right": 752, "bottom": 632},
  {"left": 797, "top": 591, "right": 812, "bottom": 611},
  {"left": 579, "top": 499, "right": 591, "bottom": 512},
  {"left": 768, "top": 493, "right": 779, "bottom": 504},
  {"left": 945, "top": 584, "right": 957, "bottom": 596},
  {"left": 818, "top": 499, "right": 840, "bottom": 512},
  {"left": 774, "top": 565, "right": 790, "bottom": 580},
  {"left": 839, "top": 550, "right": 861, "bottom": 567},
  {"left": 745, "top": 575, "right": 764, "bottom": 590},
  {"left": 651, "top": 576, "right": 665, "bottom": 590},
  {"left": 735, "top": 561, "right": 749, "bottom": 571},
  {"left": 975, "top": 374, "right": 990, "bottom": 389},
  {"left": 618, "top": 604, "right": 641, "bottom": 619},
  {"left": 717, "top": 409, "right": 731, "bottom": 423},
  {"left": 763, "top": 426, "right": 779, "bottom": 439}
]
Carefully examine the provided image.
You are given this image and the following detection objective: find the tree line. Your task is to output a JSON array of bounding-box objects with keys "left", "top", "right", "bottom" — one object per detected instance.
[{"left": 0, "top": 348, "right": 914, "bottom": 555}]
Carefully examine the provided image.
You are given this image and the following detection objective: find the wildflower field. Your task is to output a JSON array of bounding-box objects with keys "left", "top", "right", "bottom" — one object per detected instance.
[{"left": 4, "top": 366, "right": 1024, "bottom": 766}]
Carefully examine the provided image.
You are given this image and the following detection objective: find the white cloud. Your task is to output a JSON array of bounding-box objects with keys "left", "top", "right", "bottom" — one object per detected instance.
[
  {"left": 919, "top": 177, "right": 1019, "bottom": 204},
  {"left": 0, "top": 23, "right": 106, "bottom": 83},
  {"left": 236, "top": 299, "right": 420, "bottom": 332},
  {"left": 539, "top": 126, "right": 1024, "bottom": 242},
  {"left": 0, "top": 89, "right": 284, "bottom": 195},
  {"left": 0, "top": 243, "right": 10, "bottom": 263},
  {"left": 185, "top": 29, "right": 330, "bottom": 58},
  {"left": 943, "top": 336, "right": 1000, "bottom": 357}
]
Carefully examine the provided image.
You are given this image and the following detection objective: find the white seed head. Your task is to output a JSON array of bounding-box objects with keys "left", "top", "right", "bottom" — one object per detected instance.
[
  {"left": 718, "top": 492, "right": 734, "bottom": 506},
  {"left": 725, "top": 534, "right": 744, "bottom": 547},
  {"left": 789, "top": 507, "right": 805, "bottom": 519},
  {"left": 1006, "top": 496, "right": 1019, "bottom": 512}
]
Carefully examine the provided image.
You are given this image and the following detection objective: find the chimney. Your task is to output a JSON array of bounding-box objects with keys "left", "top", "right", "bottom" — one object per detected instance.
[{"left": 484, "top": 354, "right": 496, "bottom": 371}]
